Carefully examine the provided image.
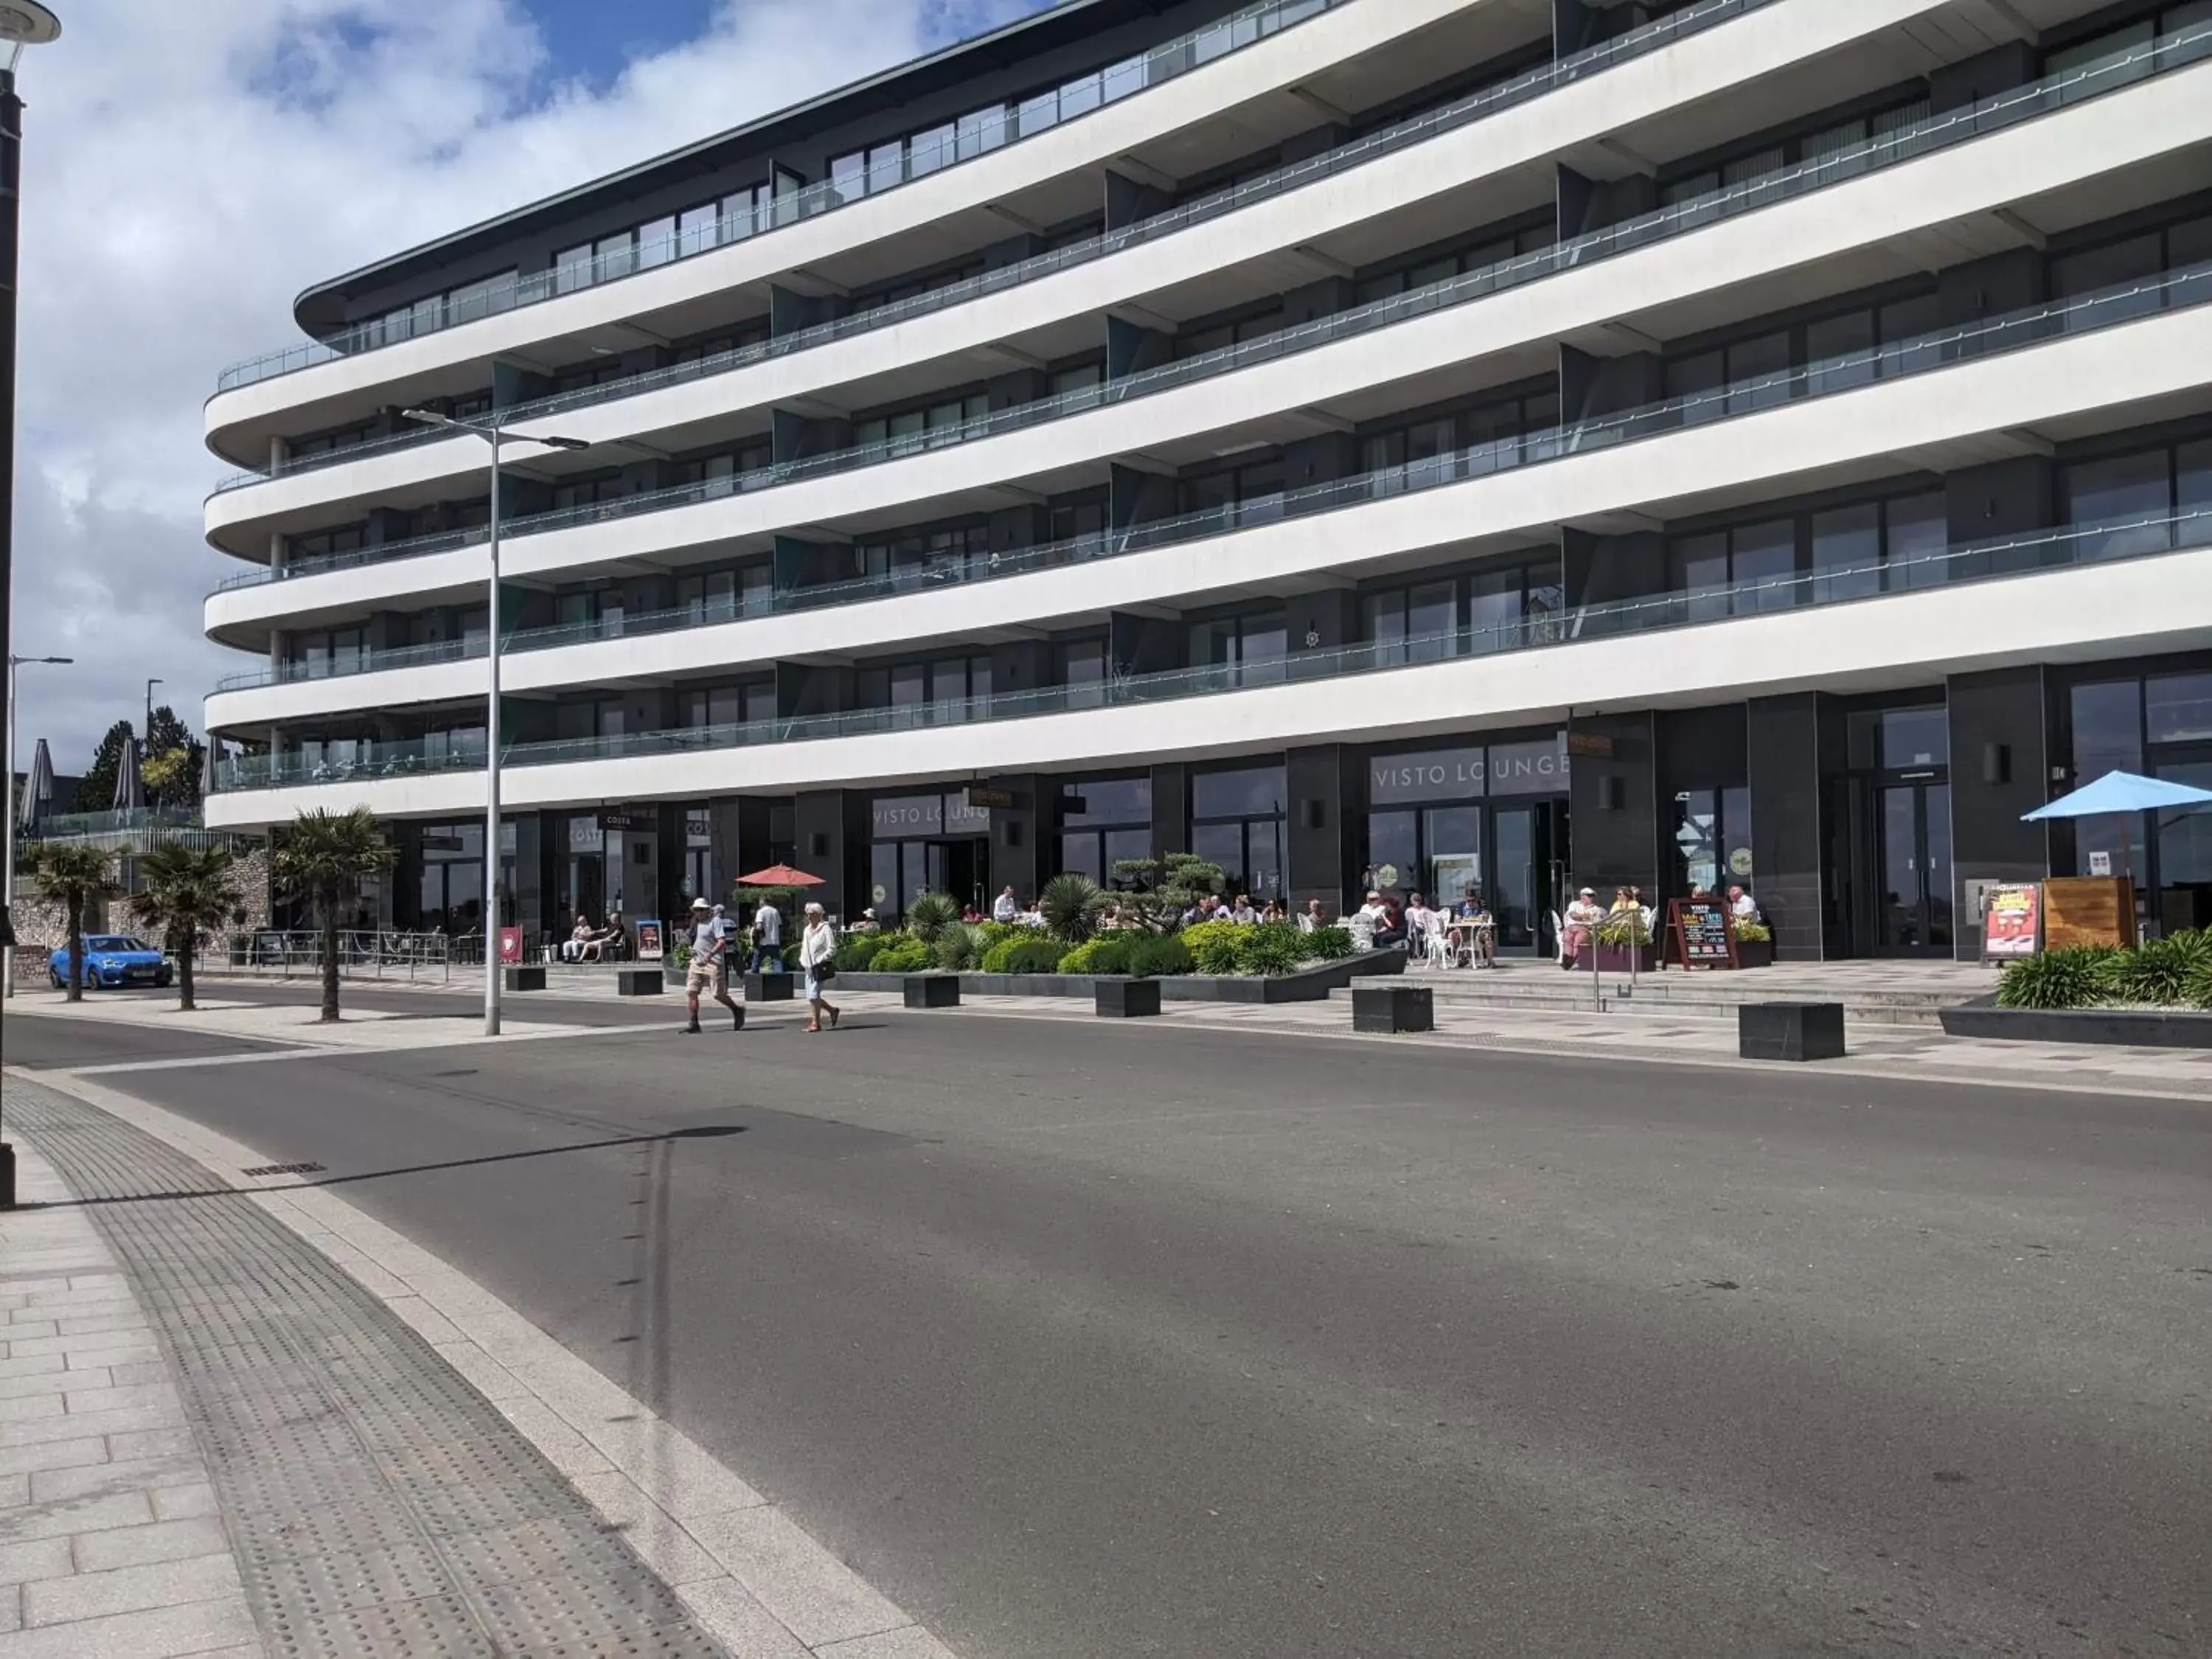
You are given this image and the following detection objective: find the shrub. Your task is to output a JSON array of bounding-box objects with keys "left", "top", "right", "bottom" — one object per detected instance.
[
  {"left": 1303, "top": 925, "right": 1352, "bottom": 961},
  {"left": 1126, "top": 934, "right": 1193, "bottom": 978},
  {"left": 1593, "top": 914, "right": 1653, "bottom": 947},
  {"left": 1181, "top": 919, "right": 1245, "bottom": 975},
  {"left": 902, "top": 891, "right": 962, "bottom": 945},
  {"left": 2187, "top": 956, "right": 2212, "bottom": 1012},
  {"left": 1733, "top": 920, "right": 1773, "bottom": 943},
  {"left": 973, "top": 920, "right": 1020, "bottom": 949},
  {"left": 869, "top": 935, "right": 933, "bottom": 974},
  {"left": 1995, "top": 945, "right": 2117, "bottom": 1010},
  {"left": 934, "top": 923, "right": 992, "bottom": 973},
  {"left": 1233, "top": 922, "right": 1307, "bottom": 975},
  {"left": 1038, "top": 872, "right": 1105, "bottom": 942},
  {"left": 1057, "top": 934, "right": 1133, "bottom": 975},
  {"left": 2105, "top": 930, "right": 2212, "bottom": 1006},
  {"left": 834, "top": 933, "right": 890, "bottom": 971},
  {"left": 1004, "top": 937, "right": 1068, "bottom": 975}
]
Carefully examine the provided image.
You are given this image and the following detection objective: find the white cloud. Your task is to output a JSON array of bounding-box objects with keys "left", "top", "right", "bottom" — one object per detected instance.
[{"left": 9, "top": 0, "right": 1036, "bottom": 785}]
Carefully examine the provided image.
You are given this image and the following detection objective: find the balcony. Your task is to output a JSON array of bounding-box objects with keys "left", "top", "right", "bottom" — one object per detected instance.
[
  {"left": 207, "top": 21, "right": 2212, "bottom": 597},
  {"left": 206, "top": 0, "right": 1783, "bottom": 499},
  {"left": 209, "top": 505, "right": 2211, "bottom": 796},
  {"left": 205, "top": 259, "right": 2212, "bottom": 711}
]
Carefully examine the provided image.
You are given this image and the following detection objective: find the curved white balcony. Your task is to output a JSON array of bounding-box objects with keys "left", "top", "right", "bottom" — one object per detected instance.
[
  {"left": 199, "top": 526, "right": 2212, "bottom": 828},
  {"left": 202, "top": 41, "right": 2212, "bottom": 650},
  {"left": 201, "top": 0, "right": 1492, "bottom": 465},
  {"left": 202, "top": 0, "right": 1943, "bottom": 550},
  {"left": 201, "top": 282, "right": 2212, "bottom": 739}
]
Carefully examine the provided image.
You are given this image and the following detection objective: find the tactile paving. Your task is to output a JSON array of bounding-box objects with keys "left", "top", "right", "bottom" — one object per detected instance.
[{"left": 10, "top": 1079, "right": 734, "bottom": 1659}]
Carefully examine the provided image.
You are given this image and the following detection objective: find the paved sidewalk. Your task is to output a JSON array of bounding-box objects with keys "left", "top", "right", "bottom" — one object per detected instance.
[
  {"left": 1, "top": 1074, "right": 959, "bottom": 1659},
  {"left": 0, "top": 1141, "right": 262, "bottom": 1658}
]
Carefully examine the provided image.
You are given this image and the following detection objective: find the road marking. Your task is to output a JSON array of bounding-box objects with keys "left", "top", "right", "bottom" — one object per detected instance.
[{"left": 7, "top": 1064, "right": 961, "bottom": 1659}]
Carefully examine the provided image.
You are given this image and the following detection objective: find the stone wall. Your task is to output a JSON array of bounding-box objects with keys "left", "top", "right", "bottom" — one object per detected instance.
[{"left": 7, "top": 837, "right": 270, "bottom": 987}]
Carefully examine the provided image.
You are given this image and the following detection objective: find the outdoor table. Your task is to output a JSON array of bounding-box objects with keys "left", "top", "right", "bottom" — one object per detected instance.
[{"left": 1444, "top": 919, "right": 1496, "bottom": 968}]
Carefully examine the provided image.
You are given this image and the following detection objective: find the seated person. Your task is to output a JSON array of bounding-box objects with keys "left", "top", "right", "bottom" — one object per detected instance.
[
  {"left": 1728, "top": 884, "right": 1761, "bottom": 925},
  {"left": 1610, "top": 886, "right": 1639, "bottom": 915},
  {"left": 560, "top": 914, "right": 595, "bottom": 962},
  {"left": 1228, "top": 894, "right": 1259, "bottom": 925},
  {"left": 595, "top": 911, "right": 629, "bottom": 961},
  {"left": 1561, "top": 887, "right": 1605, "bottom": 967},
  {"left": 1297, "top": 898, "right": 1328, "bottom": 933},
  {"left": 1456, "top": 890, "right": 1497, "bottom": 966},
  {"left": 1260, "top": 900, "right": 1287, "bottom": 925},
  {"left": 1402, "top": 891, "right": 1437, "bottom": 955},
  {"left": 852, "top": 908, "right": 880, "bottom": 934}
]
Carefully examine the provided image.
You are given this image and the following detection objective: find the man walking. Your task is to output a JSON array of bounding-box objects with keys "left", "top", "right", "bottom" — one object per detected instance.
[
  {"left": 750, "top": 894, "right": 783, "bottom": 973},
  {"left": 684, "top": 897, "right": 742, "bottom": 1034}
]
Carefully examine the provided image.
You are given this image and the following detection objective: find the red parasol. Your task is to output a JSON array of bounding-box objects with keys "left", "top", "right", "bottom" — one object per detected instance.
[{"left": 736, "top": 864, "right": 824, "bottom": 888}]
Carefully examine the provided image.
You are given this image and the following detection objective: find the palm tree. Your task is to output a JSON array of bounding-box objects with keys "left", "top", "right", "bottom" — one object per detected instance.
[
  {"left": 130, "top": 843, "right": 240, "bottom": 1012},
  {"left": 270, "top": 807, "right": 394, "bottom": 1023},
  {"left": 1037, "top": 872, "right": 1105, "bottom": 942},
  {"left": 29, "top": 841, "right": 117, "bottom": 1003}
]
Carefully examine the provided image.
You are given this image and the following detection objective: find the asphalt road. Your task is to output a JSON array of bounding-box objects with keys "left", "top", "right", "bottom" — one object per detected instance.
[{"left": 10, "top": 1002, "right": 2211, "bottom": 1658}]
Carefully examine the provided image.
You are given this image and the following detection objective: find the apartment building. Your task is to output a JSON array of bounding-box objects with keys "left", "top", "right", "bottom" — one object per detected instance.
[{"left": 200, "top": 0, "right": 2212, "bottom": 959}]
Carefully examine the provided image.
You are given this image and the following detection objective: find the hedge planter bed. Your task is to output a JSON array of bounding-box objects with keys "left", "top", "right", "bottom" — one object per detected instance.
[
  {"left": 1939, "top": 1000, "right": 2212, "bottom": 1048},
  {"left": 842, "top": 946, "right": 1406, "bottom": 1004},
  {"left": 1573, "top": 942, "right": 1660, "bottom": 974}
]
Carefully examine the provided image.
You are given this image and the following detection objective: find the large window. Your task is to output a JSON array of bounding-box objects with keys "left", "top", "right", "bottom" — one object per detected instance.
[
  {"left": 1360, "top": 386, "right": 1559, "bottom": 495},
  {"left": 855, "top": 522, "right": 990, "bottom": 590},
  {"left": 1059, "top": 638, "right": 1109, "bottom": 709},
  {"left": 1672, "top": 787, "right": 1752, "bottom": 896},
  {"left": 676, "top": 563, "right": 773, "bottom": 624},
  {"left": 1352, "top": 220, "right": 1554, "bottom": 306},
  {"left": 2061, "top": 436, "right": 2212, "bottom": 560},
  {"left": 1188, "top": 609, "right": 1287, "bottom": 685},
  {"left": 1190, "top": 764, "right": 1287, "bottom": 901},
  {"left": 2067, "top": 664, "right": 2212, "bottom": 931},
  {"left": 1670, "top": 487, "right": 1949, "bottom": 617},
  {"left": 1178, "top": 455, "right": 1285, "bottom": 526},
  {"left": 853, "top": 392, "right": 989, "bottom": 455},
  {"left": 679, "top": 682, "right": 776, "bottom": 731},
  {"left": 855, "top": 654, "right": 992, "bottom": 726},
  {"left": 1362, "top": 557, "right": 1563, "bottom": 661},
  {"left": 1667, "top": 288, "right": 1941, "bottom": 414},
  {"left": 288, "top": 626, "right": 367, "bottom": 679},
  {"left": 1056, "top": 776, "right": 1152, "bottom": 886}
]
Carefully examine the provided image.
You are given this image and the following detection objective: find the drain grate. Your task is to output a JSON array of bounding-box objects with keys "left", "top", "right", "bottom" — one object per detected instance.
[
  {"left": 6, "top": 1078, "right": 734, "bottom": 1659},
  {"left": 240, "top": 1161, "right": 327, "bottom": 1177}
]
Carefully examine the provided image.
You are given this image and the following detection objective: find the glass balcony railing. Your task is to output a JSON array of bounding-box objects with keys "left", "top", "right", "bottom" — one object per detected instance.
[
  {"left": 209, "top": 506, "right": 2212, "bottom": 793},
  {"left": 212, "top": 21, "right": 2212, "bottom": 596},
  {"left": 208, "top": 256, "right": 2212, "bottom": 695},
  {"left": 210, "top": 0, "right": 1779, "bottom": 493},
  {"left": 212, "top": 0, "right": 1349, "bottom": 396}
]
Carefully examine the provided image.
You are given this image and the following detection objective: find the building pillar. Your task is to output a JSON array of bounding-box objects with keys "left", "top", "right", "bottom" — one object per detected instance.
[
  {"left": 1945, "top": 667, "right": 2051, "bottom": 961},
  {"left": 985, "top": 773, "right": 1041, "bottom": 902},
  {"left": 1286, "top": 745, "right": 1355, "bottom": 918},
  {"left": 1566, "top": 712, "right": 1660, "bottom": 897},
  {"left": 794, "top": 790, "right": 849, "bottom": 919},
  {"left": 1149, "top": 763, "right": 1189, "bottom": 867},
  {"left": 1747, "top": 693, "right": 1828, "bottom": 960}
]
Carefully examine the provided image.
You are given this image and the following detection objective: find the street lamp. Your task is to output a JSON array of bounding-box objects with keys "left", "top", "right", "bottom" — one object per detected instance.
[
  {"left": 144, "top": 677, "right": 162, "bottom": 740},
  {"left": 2, "top": 649, "right": 69, "bottom": 998},
  {"left": 399, "top": 409, "right": 588, "bottom": 1037},
  {"left": 0, "top": 1, "right": 62, "bottom": 1213}
]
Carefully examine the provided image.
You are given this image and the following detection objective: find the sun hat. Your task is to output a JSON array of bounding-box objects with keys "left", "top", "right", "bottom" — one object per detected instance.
[{"left": 690, "top": 897, "right": 711, "bottom": 911}]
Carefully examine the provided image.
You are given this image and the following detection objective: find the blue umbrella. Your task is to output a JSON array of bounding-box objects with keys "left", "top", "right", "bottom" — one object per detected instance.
[{"left": 2022, "top": 769, "right": 2212, "bottom": 820}]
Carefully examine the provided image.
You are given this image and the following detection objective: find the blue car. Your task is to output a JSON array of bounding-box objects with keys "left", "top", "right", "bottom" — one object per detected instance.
[{"left": 49, "top": 934, "right": 173, "bottom": 991}]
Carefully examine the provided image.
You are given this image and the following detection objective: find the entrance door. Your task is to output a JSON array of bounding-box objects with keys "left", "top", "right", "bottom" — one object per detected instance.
[
  {"left": 926, "top": 839, "right": 990, "bottom": 914},
  {"left": 1875, "top": 782, "right": 1952, "bottom": 954},
  {"left": 1491, "top": 800, "right": 1569, "bottom": 956}
]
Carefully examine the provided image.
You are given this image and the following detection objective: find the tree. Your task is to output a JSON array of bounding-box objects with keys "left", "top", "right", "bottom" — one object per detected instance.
[
  {"left": 1108, "top": 854, "right": 1228, "bottom": 933},
  {"left": 143, "top": 706, "right": 206, "bottom": 813},
  {"left": 73, "top": 720, "right": 135, "bottom": 813},
  {"left": 130, "top": 843, "right": 240, "bottom": 1013},
  {"left": 30, "top": 841, "right": 117, "bottom": 1001},
  {"left": 270, "top": 807, "right": 394, "bottom": 1023}
]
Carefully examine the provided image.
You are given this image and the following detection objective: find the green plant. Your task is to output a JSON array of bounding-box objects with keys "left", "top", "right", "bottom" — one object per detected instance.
[
  {"left": 30, "top": 841, "right": 118, "bottom": 1004},
  {"left": 973, "top": 920, "right": 1020, "bottom": 949},
  {"left": 1057, "top": 933, "right": 1133, "bottom": 975},
  {"left": 1037, "top": 872, "right": 1106, "bottom": 942},
  {"left": 1004, "top": 937, "right": 1069, "bottom": 974},
  {"left": 2106, "top": 930, "right": 2212, "bottom": 1006},
  {"left": 1733, "top": 920, "right": 1773, "bottom": 943},
  {"left": 1126, "top": 933, "right": 1193, "bottom": 978},
  {"left": 902, "top": 891, "right": 962, "bottom": 945},
  {"left": 1232, "top": 921, "right": 1306, "bottom": 975},
  {"left": 933, "top": 923, "right": 985, "bottom": 972},
  {"left": 1304, "top": 925, "right": 1352, "bottom": 961},
  {"left": 834, "top": 933, "right": 891, "bottom": 971},
  {"left": 2187, "top": 956, "right": 2212, "bottom": 1012},
  {"left": 270, "top": 807, "right": 396, "bottom": 1023},
  {"left": 870, "top": 935, "right": 933, "bottom": 973},
  {"left": 979, "top": 936, "right": 1023, "bottom": 973},
  {"left": 1180, "top": 918, "right": 1245, "bottom": 974},
  {"left": 1108, "top": 854, "right": 1228, "bottom": 933},
  {"left": 1995, "top": 945, "right": 2117, "bottom": 1010},
  {"left": 1593, "top": 914, "right": 1653, "bottom": 947},
  {"left": 671, "top": 940, "right": 692, "bottom": 971}
]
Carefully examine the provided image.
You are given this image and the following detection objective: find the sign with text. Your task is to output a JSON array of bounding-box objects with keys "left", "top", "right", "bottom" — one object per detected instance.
[
  {"left": 498, "top": 926, "right": 524, "bottom": 965},
  {"left": 1368, "top": 736, "right": 1571, "bottom": 805},
  {"left": 599, "top": 810, "right": 647, "bottom": 832},
  {"left": 871, "top": 792, "right": 990, "bottom": 837},
  {"left": 1980, "top": 883, "right": 2042, "bottom": 959},
  {"left": 965, "top": 786, "right": 1016, "bottom": 812},
  {"left": 633, "top": 919, "right": 664, "bottom": 962},
  {"left": 1667, "top": 899, "right": 1738, "bottom": 969}
]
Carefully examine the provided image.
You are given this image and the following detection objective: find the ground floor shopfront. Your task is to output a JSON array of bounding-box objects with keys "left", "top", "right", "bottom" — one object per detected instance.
[{"left": 366, "top": 648, "right": 2212, "bottom": 963}]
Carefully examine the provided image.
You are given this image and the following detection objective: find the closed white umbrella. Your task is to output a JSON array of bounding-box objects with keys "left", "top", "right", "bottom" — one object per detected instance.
[
  {"left": 111, "top": 734, "right": 144, "bottom": 813},
  {"left": 16, "top": 737, "right": 53, "bottom": 832}
]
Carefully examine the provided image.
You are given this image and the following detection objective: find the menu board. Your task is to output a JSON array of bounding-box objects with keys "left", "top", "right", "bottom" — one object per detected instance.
[
  {"left": 1980, "top": 884, "right": 2042, "bottom": 959},
  {"left": 634, "top": 919, "right": 665, "bottom": 962},
  {"left": 2043, "top": 877, "right": 2138, "bottom": 950},
  {"left": 1668, "top": 899, "right": 1737, "bottom": 969}
]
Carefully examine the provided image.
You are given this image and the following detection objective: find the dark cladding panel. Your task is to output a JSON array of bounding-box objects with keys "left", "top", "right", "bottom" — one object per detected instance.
[
  {"left": 1747, "top": 694, "right": 1825, "bottom": 959},
  {"left": 1947, "top": 667, "right": 2050, "bottom": 961}
]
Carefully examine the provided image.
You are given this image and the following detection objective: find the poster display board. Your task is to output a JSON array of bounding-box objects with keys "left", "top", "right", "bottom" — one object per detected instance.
[
  {"left": 497, "top": 926, "right": 524, "bottom": 965},
  {"left": 2042, "top": 877, "right": 2138, "bottom": 950},
  {"left": 1667, "top": 899, "right": 1737, "bottom": 969},
  {"left": 633, "top": 919, "right": 665, "bottom": 961},
  {"left": 1979, "top": 884, "right": 2042, "bottom": 959}
]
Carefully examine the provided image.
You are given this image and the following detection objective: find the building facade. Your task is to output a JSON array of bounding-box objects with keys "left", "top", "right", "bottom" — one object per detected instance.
[{"left": 200, "top": 0, "right": 2212, "bottom": 960}]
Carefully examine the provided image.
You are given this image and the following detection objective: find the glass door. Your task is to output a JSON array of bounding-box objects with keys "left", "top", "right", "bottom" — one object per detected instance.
[
  {"left": 1876, "top": 782, "right": 1952, "bottom": 954},
  {"left": 1492, "top": 807, "right": 1537, "bottom": 953}
]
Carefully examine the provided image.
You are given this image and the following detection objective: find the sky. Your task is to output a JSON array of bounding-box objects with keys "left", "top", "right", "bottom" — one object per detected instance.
[{"left": 8, "top": 0, "right": 1050, "bottom": 785}]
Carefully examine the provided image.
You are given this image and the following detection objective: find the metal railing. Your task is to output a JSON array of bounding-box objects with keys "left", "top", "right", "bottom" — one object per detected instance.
[
  {"left": 208, "top": 0, "right": 1777, "bottom": 494},
  {"left": 219, "top": 929, "right": 451, "bottom": 982},
  {"left": 209, "top": 506, "right": 2211, "bottom": 792},
  {"left": 208, "top": 257, "right": 2212, "bottom": 695},
  {"left": 212, "top": 0, "right": 1344, "bottom": 394},
  {"left": 212, "top": 21, "right": 2212, "bottom": 594}
]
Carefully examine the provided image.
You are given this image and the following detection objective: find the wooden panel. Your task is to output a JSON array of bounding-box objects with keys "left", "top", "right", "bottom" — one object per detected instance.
[{"left": 2042, "top": 877, "right": 2138, "bottom": 950}]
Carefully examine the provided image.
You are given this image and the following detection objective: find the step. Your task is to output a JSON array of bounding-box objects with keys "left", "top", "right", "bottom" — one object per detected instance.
[{"left": 1340, "top": 973, "right": 1983, "bottom": 1027}]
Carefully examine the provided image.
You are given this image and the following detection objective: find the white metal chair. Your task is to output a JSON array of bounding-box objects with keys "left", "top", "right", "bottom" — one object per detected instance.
[{"left": 1422, "top": 925, "right": 1452, "bottom": 969}]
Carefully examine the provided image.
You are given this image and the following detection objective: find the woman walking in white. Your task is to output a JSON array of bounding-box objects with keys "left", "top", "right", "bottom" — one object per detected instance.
[{"left": 799, "top": 902, "right": 840, "bottom": 1032}]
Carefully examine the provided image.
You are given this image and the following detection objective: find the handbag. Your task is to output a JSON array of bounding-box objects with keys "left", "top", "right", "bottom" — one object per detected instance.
[{"left": 813, "top": 961, "right": 836, "bottom": 984}]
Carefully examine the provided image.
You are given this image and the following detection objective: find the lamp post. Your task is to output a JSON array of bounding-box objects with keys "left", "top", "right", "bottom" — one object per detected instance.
[
  {"left": 2, "top": 650, "right": 69, "bottom": 1000},
  {"left": 399, "top": 410, "right": 588, "bottom": 1037},
  {"left": 143, "top": 677, "right": 161, "bottom": 742},
  {"left": 0, "top": 0, "right": 61, "bottom": 1212}
]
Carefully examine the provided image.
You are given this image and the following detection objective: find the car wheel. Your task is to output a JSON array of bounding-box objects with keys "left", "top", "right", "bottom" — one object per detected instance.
[{"left": 49, "top": 968, "right": 64, "bottom": 989}]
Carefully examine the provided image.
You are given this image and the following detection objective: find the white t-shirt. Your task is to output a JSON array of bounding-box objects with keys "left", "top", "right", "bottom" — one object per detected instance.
[
  {"left": 692, "top": 919, "right": 725, "bottom": 959},
  {"left": 752, "top": 903, "right": 782, "bottom": 945},
  {"left": 993, "top": 893, "right": 1018, "bottom": 922},
  {"left": 1731, "top": 894, "right": 1760, "bottom": 921}
]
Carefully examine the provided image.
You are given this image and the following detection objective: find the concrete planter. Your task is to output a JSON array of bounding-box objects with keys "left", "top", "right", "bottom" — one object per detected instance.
[
  {"left": 501, "top": 965, "right": 546, "bottom": 992},
  {"left": 1735, "top": 939, "right": 1775, "bottom": 968},
  {"left": 742, "top": 971, "right": 794, "bottom": 1002},
  {"left": 1094, "top": 978, "right": 1162, "bottom": 1018},
  {"left": 1574, "top": 942, "right": 1659, "bottom": 974},
  {"left": 616, "top": 968, "right": 664, "bottom": 997},
  {"left": 1353, "top": 984, "right": 1433, "bottom": 1033},
  {"left": 1938, "top": 1001, "right": 2212, "bottom": 1048},
  {"left": 903, "top": 975, "right": 961, "bottom": 1009},
  {"left": 844, "top": 947, "right": 1405, "bottom": 1004}
]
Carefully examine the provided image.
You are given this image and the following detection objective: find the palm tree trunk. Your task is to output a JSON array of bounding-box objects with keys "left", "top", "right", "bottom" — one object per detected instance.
[
  {"left": 319, "top": 897, "right": 341, "bottom": 1022},
  {"left": 66, "top": 894, "right": 84, "bottom": 1004},
  {"left": 178, "top": 933, "right": 196, "bottom": 1013}
]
